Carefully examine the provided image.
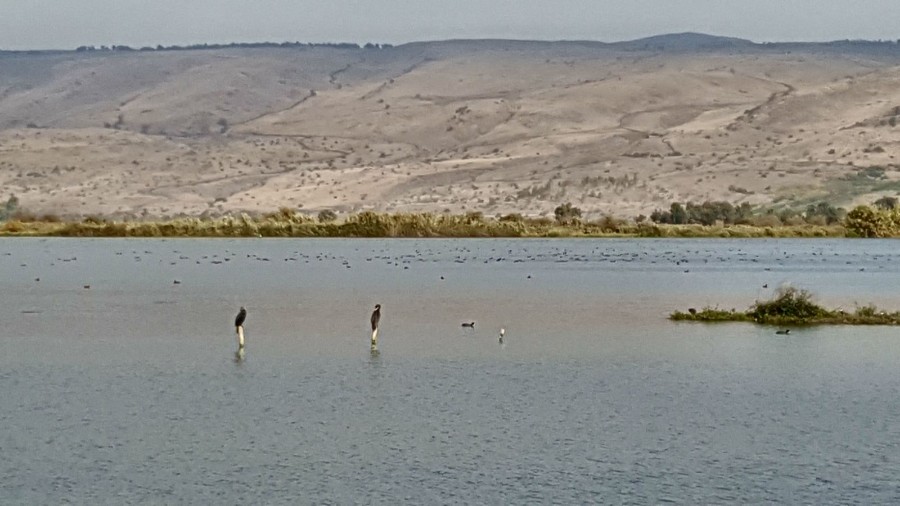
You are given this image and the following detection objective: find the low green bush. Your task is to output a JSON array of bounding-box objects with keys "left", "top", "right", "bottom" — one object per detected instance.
[{"left": 674, "top": 287, "right": 900, "bottom": 326}]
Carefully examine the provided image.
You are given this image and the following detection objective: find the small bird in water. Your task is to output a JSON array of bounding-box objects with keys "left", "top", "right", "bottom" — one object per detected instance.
[
  {"left": 461, "top": 321, "right": 475, "bottom": 328},
  {"left": 499, "top": 327, "right": 505, "bottom": 343},
  {"left": 775, "top": 329, "right": 791, "bottom": 335}
]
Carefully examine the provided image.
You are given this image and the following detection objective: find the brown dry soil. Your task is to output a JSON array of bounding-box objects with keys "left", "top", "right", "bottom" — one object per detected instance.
[{"left": 1, "top": 36, "right": 899, "bottom": 220}]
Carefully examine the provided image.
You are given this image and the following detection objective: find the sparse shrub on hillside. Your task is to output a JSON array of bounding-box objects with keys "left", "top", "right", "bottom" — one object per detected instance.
[
  {"left": 531, "top": 217, "right": 554, "bottom": 227},
  {"left": 805, "top": 215, "right": 828, "bottom": 226},
  {"left": 82, "top": 215, "right": 107, "bottom": 225},
  {"left": 318, "top": 209, "right": 338, "bottom": 223},
  {"left": 595, "top": 215, "right": 623, "bottom": 232},
  {"left": 805, "top": 202, "right": 845, "bottom": 225},
  {"left": 554, "top": 203, "right": 582, "bottom": 225},
  {"left": 499, "top": 213, "right": 524, "bottom": 223},
  {"left": 728, "top": 185, "right": 753, "bottom": 195},
  {"left": 750, "top": 214, "right": 782, "bottom": 227},
  {"left": 874, "top": 196, "right": 898, "bottom": 210},
  {"left": 465, "top": 211, "right": 484, "bottom": 224},
  {"left": 0, "top": 195, "right": 19, "bottom": 221},
  {"left": 783, "top": 215, "right": 807, "bottom": 226},
  {"left": 669, "top": 203, "right": 688, "bottom": 224},
  {"left": 9, "top": 211, "right": 39, "bottom": 222},
  {"left": 263, "top": 208, "right": 310, "bottom": 224},
  {"left": 844, "top": 167, "right": 886, "bottom": 181}
]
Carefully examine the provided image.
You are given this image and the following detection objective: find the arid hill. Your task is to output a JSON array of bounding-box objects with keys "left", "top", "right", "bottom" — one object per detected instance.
[{"left": 1, "top": 34, "right": 899, "bottom": 219}]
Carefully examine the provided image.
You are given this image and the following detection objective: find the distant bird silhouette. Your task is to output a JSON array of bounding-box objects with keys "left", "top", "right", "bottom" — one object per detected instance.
[
  {"left": 499, "top": 327, "right": 505, "bottom": 343},
  {"left": 234, "top": 307, "right": 247, "bottom": 329},
  {"left": 461, "top": 322, "right": 475, "bottom": 328},
  {"left": 763, "top": 284, "right": 768, "bottom": 288},
  {"left": 688, "top": 308, "right": 697, "bottom": 315},
  {"left": 775, "top": 329, "right": 790, "bottom": 335}
]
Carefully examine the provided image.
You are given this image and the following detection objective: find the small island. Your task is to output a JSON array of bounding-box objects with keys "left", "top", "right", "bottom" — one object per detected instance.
[{"left": 672, "top": 287, "right": 900, "bottom": 326}]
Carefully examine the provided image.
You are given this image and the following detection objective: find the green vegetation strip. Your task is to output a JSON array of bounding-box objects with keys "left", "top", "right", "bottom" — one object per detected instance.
[
  {"left": 672, "top": 288, "right": 900, "bottom": 326},
  {"left": 0, "top": 211, "right": 847, "bottom": 238}
]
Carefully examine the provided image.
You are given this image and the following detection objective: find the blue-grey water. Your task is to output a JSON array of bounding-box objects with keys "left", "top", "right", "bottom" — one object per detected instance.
[{"left": 2, "top": 238, "right": 900, "bottom": 504}]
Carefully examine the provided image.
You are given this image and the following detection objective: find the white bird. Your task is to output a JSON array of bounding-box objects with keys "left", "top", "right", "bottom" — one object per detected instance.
[{"left": 499, "top": 327, "right": 505, "bottom": 343}]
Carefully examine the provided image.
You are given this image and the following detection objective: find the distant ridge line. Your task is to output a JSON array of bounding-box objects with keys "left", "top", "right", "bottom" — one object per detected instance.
[{"left": 2, "top": 32, "right": 900, "bottom": 54}]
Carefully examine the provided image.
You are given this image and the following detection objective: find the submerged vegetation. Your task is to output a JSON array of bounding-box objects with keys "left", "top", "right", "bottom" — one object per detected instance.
[{"left": 672, "top": 287, "right": 900, "bottom": 326}]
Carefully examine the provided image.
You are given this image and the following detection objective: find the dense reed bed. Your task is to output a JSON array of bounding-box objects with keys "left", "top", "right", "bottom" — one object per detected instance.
[{"left": 0, "top": 211, "right": 848, "bottom": 238}]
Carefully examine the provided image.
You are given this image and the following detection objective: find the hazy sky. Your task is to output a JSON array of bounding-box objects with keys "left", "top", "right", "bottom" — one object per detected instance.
[{"left": 1, "top": 0, "right": 898, "bottom": 50}]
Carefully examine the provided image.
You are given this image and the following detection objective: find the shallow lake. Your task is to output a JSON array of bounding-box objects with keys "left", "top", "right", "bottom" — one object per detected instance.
[{"left": 2, "top": 237, "right": 900, "bottom": 504}]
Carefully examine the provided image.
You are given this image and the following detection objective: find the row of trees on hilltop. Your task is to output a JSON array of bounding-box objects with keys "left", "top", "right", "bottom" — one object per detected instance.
[{"left": 74, "top": 42, "right": 392, "bottom": 53}]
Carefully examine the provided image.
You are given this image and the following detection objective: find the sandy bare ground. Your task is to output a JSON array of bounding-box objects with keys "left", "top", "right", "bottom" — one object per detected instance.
[{"left": 1, "top": 37, "right": 899, "bottom": 220}]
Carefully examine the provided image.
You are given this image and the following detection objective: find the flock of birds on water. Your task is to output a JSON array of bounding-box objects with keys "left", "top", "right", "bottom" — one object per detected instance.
[
  {"left": 5, "top": 240, "right": 892, "bottom": 346},
  {"left": 7, "top": 241, "right": 888, "bottom": 273}
]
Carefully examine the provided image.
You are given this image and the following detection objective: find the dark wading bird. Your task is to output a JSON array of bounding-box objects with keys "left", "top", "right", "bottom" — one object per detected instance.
[
  {"left": 370, "top": 304, "right": 381, "bottom": 346},
  {"left": 235, "top": 307, "right": 247, "bottom": 349}
]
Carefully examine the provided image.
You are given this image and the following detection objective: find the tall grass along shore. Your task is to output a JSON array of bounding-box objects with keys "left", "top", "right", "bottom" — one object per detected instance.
[{"left": 0, "top": 210, "right": 848, "bottom": 238}]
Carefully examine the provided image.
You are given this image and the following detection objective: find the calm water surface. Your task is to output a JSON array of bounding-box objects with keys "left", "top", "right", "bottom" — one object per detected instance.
[{"left": 2, "top": 238, "right": 900, "bottom": 504}]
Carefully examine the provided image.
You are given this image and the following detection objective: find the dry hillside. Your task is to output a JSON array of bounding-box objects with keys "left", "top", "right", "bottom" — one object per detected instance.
[{"left": 1, "top": 35, "right": 899, "bottom": 220}]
